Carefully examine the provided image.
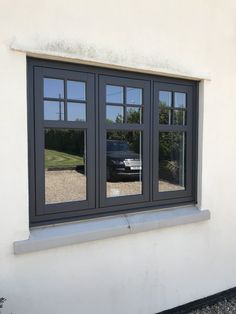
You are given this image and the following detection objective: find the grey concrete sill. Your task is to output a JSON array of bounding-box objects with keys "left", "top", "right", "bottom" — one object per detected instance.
[{"left": 14, "top": 206, "right": 210, "bottom": 254}]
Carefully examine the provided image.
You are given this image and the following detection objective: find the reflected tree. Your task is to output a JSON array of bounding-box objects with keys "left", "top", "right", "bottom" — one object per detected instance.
[
  {"left": 127, "top": 108, "right": 141, "bottom": 124},
  {"left": 159, "top": 132, "right": 185, "bottom": 185},
  {"left": 45, "top": 129, "right": 85, "bottom": 156}
]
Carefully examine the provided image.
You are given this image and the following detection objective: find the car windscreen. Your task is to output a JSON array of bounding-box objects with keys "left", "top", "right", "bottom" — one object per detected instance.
[{"left": 107, "top": 141, "right": 130, "bottom": 152}]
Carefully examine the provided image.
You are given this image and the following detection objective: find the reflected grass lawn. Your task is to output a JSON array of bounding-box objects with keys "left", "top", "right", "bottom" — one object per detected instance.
[{"left": 45, "top": 149, "right": 84, "bottom": 169}]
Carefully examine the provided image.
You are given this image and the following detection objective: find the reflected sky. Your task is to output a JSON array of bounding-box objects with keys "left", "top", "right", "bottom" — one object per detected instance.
[
  {"left": 43, "top": 78, "right": 87, "bottom": 121},
  {"left": 159, "top": 91, "right": 172, "bottom": 107},
  {"left": 44, "top": 78, "right": 87, "bottom": 101},
  {"left": 174, "top": 92, "right": 186, "bottom": 108},
  {"left": 126, "top": 88, "right": 142, "bottom": 105},
  {"left": 44, "top": 78, "right": 64, "bottom": 98},
  {"left": 67, "top": 81, "right": 86, "bottom": 101},
  {"left": 44, "top": 101, "right": 64, "bottom": 120},
  {"left": 68, "top": 102, "right": 86, "bottom": 121},
  {"left": 106, "top": 105, "right": 124, "bottom": 123},
  {"left": 106, "top": 85, "right": 124, "bottom": 104}
]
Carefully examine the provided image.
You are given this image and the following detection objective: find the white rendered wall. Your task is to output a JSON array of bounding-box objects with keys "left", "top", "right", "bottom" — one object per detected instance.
[{"left": 0, "top": 1, "right": 236, "bottom": 313}]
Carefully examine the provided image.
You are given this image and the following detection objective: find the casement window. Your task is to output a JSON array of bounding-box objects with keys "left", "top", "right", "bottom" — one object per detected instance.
[{"left": 28, "top": 59, "right": 198, "bottom": 226}]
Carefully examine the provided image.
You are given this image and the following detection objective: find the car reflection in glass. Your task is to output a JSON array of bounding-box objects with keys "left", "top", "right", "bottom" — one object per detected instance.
[{"left": 106, "top": 140, "right": 142, "bottom": 181}]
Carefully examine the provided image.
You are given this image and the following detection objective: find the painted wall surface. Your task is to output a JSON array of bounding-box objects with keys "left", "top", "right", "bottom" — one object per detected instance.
[{"left": 0, "top": 1, "right": 236, "bottom": 313}]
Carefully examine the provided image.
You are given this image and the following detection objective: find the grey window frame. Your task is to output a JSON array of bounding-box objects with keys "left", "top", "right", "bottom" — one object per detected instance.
[
  {"left": 99, "top": 75, "right": 150, "bottom": 207},
  {"left": 28, "top": 58, "right": 198, "bottom": 226},
  {"left": 153, "top": 82, "right": 194, "bottom": 201}
]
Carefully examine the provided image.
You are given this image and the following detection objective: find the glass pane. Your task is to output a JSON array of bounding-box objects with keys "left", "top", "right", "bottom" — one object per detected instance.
[
  {"left": 159, "top": 91, "right": 172, "bottom": 107},
  {"left": 106, "top": 131, "right": 142, "bottom": 197},
  {"left": 174, "top": 92, "right": 186, "bottom": 108},
  {"left": 106, "top": 85, "right": 123, "bottom": 104},
  {"left": 67, "top": 81, "right": 86, "bottom": 101},
  {"left": 106, "top": 105, "right": 124, "bottom": 123},
  {"left": 159, "top": 108, "right": 171, "bottom": 125},
  {"left": 173, "top": 110, "right": 186, "bottom": 125},
  {"left": 45, "top": 129, "right": 86, "bottom": 204},
  {"left": 67, "top": 102, "right": 86, "bottom": 121},
  {"left": 44, "top": 78, "right": 64, "bottom": 98},
  {"left": 159, "top": 132, "right": 185, "bottom": 192},
  {"left": 127, "top": 107, "right": 142, "bottom": 124},
  {"left": 126, "top": 88, "right": 142, "bottom": 105},
  {"left": 44, "top": 101, "right": 64, "bottom": 121}
]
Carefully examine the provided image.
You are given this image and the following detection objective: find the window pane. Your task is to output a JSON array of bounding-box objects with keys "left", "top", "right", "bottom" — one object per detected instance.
[
  {"left": 159, "top": 132, "right": 185, "bottom": 192},
  {"left": 44, "top": 78, "right": 64, "bottom": 98},
  {"left": 106, "top": 105, "right": 124, "bottom": 123},
  {"left": 159, "top": 109, "right": 186, "bottom": 125},
  {"left": 159, "top": 108, "right": 171, "bottom": 125},
  {"left": 106, "top": 85, "right": 123, "bottom": 103},
  {"left": 127, "top": 107, "right": 142, "bottom": 124},
  {"left": 159, "top": 91, "right": 172, "bottom": 107},
  {"left": 44, "top": 101, "right": 64, "bottom": 120},
  {"left": 67, "top": 81, "right": 86, "bottom": 101},
  {"left": 173, "top": 110, "right": 186, "bottom": 125},
  {"left": 126, "top": 88, "right": 142, "bottom": 105},
  {"left": 106, "top": 131, "right": 142, "bottom": 197},
  {"left": 174, "top": 92, "right": 186, "bottom": 108},
  {"left": 67, "top": 102, "right": 86, "bottom": 121},
  {"left": 45, "top": 129, "right": 86, "bottom": 204}
]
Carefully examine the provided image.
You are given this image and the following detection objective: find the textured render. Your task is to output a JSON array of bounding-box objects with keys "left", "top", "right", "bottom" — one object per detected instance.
[
  {"left": 14, "top": 207, "right": 210, "bottom": 254},
  {"left": 0, "top": 1, "right": 236, "bottom": 314},
  {"left": 10, "top": 38, "right": 211, "bottom": 81}
]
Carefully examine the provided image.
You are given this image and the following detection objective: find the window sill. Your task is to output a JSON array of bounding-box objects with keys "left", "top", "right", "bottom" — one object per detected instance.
[{"left": 14, "top": 206, "right": 210, "bottom": 254}]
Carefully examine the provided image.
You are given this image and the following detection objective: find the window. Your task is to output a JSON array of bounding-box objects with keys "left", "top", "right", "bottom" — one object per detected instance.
[{"left": 28, "top": 59, "right": 198, "bottom": 226}]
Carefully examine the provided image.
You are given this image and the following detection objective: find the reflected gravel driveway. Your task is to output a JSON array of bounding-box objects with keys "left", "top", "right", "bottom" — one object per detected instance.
[{"left": 189, "top": 298, "right": 236, "bottom": 314}]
